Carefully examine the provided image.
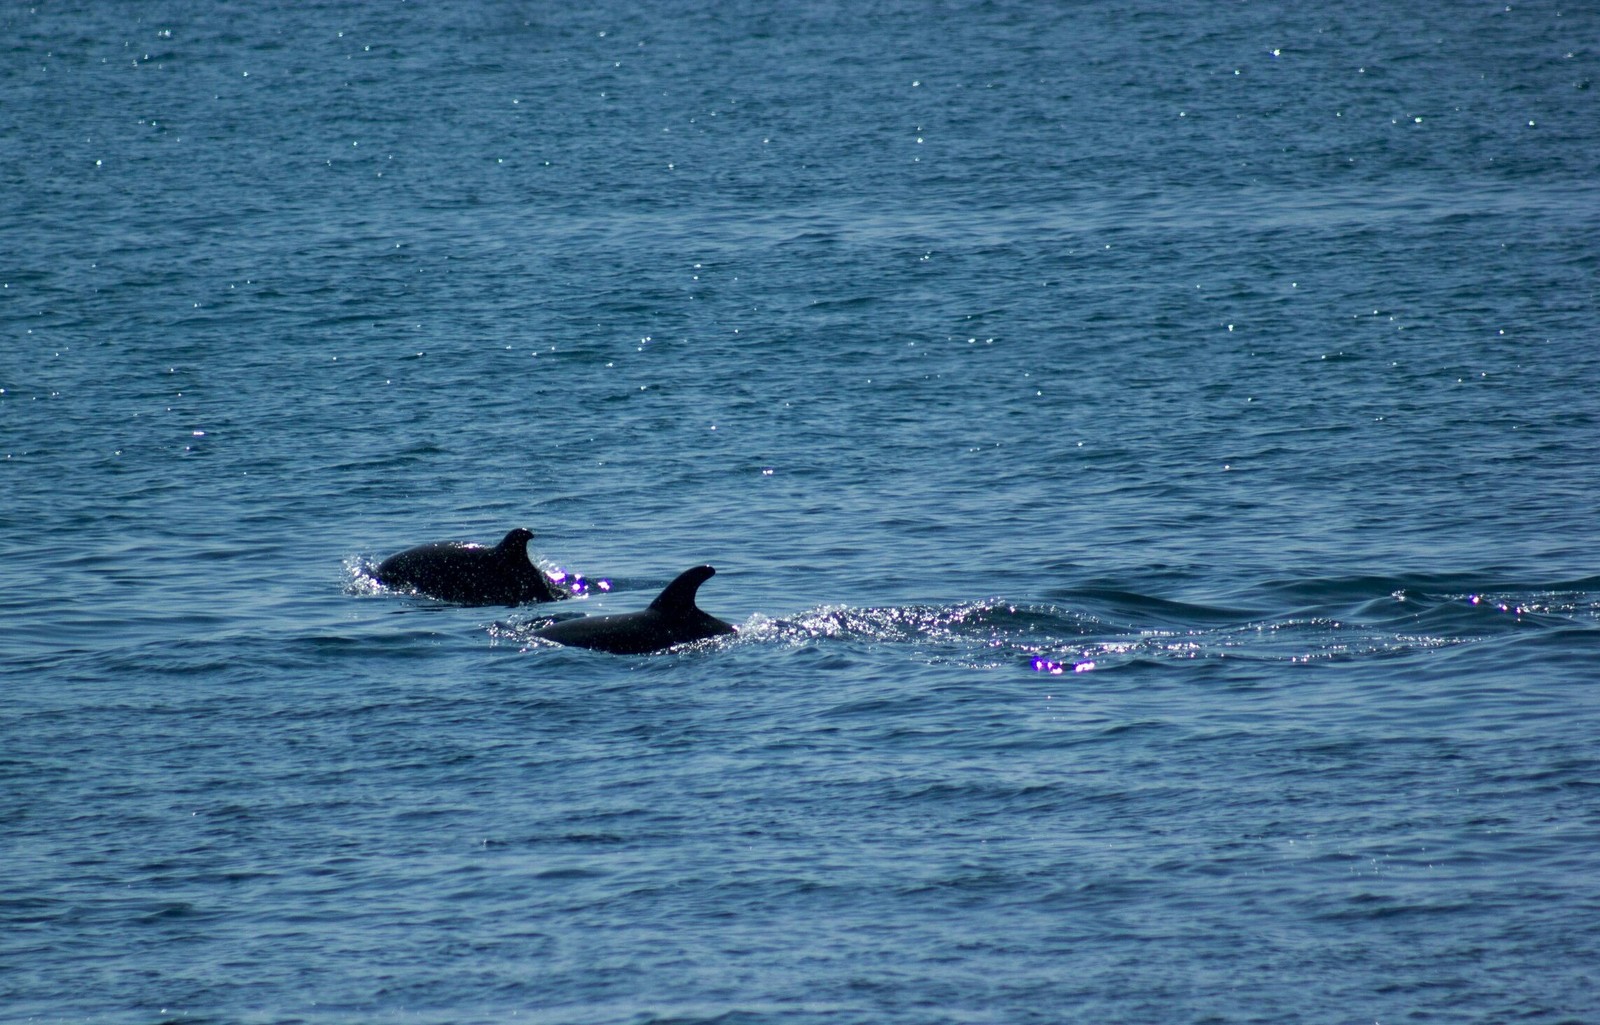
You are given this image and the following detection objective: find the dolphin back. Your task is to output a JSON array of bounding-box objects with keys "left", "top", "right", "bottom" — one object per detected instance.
[
  {"left": 533, "top": 565, "right": 733, "bottom": 654},
  {"left": 374, "top": 527, "right": 556, "bottom": 604}
]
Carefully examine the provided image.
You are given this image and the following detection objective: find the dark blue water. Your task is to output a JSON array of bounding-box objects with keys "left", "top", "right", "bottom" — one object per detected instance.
[{"left": 5, "top": 2, "right": 1599, "bottom": 1023}]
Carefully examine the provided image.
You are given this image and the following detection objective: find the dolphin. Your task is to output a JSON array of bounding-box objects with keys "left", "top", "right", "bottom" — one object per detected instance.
[
  {"left": 374, "top": 527, "right": 565, "bottom": 605},
  {"left": 531, "top": 565, "right": 736, "bottom": 654}
]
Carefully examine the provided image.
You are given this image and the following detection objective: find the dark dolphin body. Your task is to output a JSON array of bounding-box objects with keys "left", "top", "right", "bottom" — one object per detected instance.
[
  {"left": 375, "top": 527, "right": 563, "bottom": 605},
  {"left": 532, "top": 565, "right": 736, "bottom": 654}
]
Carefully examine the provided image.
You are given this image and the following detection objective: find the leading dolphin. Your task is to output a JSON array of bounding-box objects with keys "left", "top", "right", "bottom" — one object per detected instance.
[
  {"left": 375, "top": 527, "right": 565, "bottom": 605},
  {"left": 531, "top": 565, "right": 736, "bottom": 654}
]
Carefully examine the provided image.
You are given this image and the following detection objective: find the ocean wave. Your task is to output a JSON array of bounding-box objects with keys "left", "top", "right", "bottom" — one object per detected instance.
[{"left": 684, "top": 577, "right": 1600, "bottom": 675}]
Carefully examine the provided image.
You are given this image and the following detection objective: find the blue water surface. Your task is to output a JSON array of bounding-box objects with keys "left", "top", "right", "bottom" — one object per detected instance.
[{"left": 4, "top": 2, "right": 1599, "bottom": 1023}]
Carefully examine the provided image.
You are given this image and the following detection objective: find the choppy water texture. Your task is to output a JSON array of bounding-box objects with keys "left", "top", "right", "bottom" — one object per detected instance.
[{"left": 4, "top": 1, "right": 1599, "bottom": 1023}]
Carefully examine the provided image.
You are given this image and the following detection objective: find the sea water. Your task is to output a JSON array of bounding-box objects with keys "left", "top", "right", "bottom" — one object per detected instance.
[{"left": 3, "top": 2, "right": 1598, "bottom": 1023}]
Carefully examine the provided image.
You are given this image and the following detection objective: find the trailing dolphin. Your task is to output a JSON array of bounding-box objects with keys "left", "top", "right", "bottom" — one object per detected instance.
[
  {"left": 374, "top": 527, "right": 581, "bottom": 605},
  {"left": 531, "top": 565, "right": 736, "bottom": 654}
]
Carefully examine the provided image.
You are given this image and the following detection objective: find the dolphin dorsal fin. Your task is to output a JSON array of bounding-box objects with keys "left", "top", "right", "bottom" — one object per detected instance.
[
  {"left": 649, "top": 565, "right": 716, "bottom": 615},
  {"left": 497, "top": 527, "right": 535, "bottom": 555}
]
